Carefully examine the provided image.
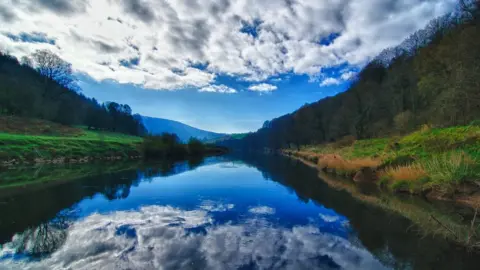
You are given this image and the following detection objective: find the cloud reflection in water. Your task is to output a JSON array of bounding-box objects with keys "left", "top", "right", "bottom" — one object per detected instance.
[{"left": 0, "top": 204, "right": 388, "bottom": 270}]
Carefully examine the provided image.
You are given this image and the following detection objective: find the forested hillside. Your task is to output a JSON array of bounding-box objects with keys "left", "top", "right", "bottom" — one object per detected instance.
[
  {"left": 0, "top": 50, "right": 145, "bottom": 136},
  {"left": 222, "top": 2, "right": 480, "bottom": 151}
]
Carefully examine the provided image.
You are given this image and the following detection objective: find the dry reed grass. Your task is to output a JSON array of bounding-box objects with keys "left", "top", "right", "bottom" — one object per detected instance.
[
  {"left": 317, "top": 154, "right": 382, "bottom": 173},
  {"left": 381, "top": 164, "right": 427, "bottom": 182}
]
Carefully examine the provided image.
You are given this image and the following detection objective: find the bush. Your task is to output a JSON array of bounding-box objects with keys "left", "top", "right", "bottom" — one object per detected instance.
[
  {"left": 187, "top": 138, "right": 205, "bottom": 156},
  {"left": 390, "top": 180, "right": 411, "bottom": 193},
  {"left": 470, "top": 120, "right": 480, "bottom": 127},
  {"left": 331, "top": 135, "right": 356, "bottom": 149},
  {"left": 394, "top": 110, "right": 415, "bottom": 132},
  {"left": 142, "top": 133, "right": 187, "bottom": 160}
]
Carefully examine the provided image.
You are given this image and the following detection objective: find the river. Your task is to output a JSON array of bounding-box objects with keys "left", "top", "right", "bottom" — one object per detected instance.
[{"left": 0, "top": 155, "right": 478, "bottom": 269}]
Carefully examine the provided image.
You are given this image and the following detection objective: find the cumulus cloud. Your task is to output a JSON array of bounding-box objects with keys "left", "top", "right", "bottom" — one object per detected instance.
[
  {"left": 248, "top": 83, "right": 278, "bottom": 92},
  {"left": 0, "top": 0, "right": 457, "bottom": 91},
  {"left": 320, "top": 77, "right": 341, "bottom": 87},
  {"left": 199, "top": 84, "right": 237, "bottom": 94},
  {"left": 0, "top": 205, "right": 388, "bottom": 269}
]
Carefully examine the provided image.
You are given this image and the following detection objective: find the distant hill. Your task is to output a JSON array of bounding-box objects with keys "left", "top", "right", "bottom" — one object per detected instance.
[
  {"left": 205, "top": 133, "right": 249, "bottom": 144},
  {"left": 141, "top": 116, "right": 227, "bottom": 142}
]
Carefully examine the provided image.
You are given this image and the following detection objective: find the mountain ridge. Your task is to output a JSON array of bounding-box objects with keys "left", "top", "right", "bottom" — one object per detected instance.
[{"left": 141, "top": 116, "right": 227, "bottom": 142}]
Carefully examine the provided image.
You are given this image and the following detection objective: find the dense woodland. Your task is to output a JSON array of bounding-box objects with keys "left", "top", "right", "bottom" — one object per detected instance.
[
  {"left": 222, "top": 1, "right": 480, "bottom": 151},
  {"left": 0, "top": 50, "right": 146, "bottom": 136}
]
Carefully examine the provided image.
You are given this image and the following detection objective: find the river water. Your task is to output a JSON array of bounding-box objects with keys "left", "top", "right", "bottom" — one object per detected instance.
[{"left": 0, "top": 155, "right": 478, "bottom": 269}]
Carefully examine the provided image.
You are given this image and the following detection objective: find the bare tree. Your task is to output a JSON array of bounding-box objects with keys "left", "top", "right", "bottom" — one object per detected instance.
[
  {"left": 20, "top": 56, "right": 33, "bottom": 67},
  {"left": 31, "top": 50, "right": 78, "bottom": 91}
]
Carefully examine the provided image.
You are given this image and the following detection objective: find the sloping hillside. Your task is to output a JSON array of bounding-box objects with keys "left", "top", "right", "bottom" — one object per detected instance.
[
  {"left": 141, "top": 116, "right": 227, "bottom": 142},
  {"left": 220, "top": 6, "right": 480, "bottom": 151}
]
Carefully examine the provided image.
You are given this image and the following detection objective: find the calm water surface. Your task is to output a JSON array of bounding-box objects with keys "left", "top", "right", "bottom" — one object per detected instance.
[{"left": 0, "top": 155, "right": 478, "bottom": 269}]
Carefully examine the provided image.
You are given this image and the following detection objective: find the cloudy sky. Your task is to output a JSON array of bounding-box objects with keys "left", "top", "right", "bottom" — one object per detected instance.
[{"left": 0, "top": 0, "right": 457, "bottom": 133}]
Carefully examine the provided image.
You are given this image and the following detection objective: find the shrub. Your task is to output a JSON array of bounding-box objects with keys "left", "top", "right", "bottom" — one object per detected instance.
[
  {"left": 470, "top": 119, "right": 480, "bottom": 127},
  {"left": 420, "top": 124, "right": 432, "bottom": 133},
  {"left": 187, "top": 138, "right": 205, "bottom": 156},
  {"left": 332, "top": 135, "right": 356, "bottom": 149},
  {"left": 390, "top": 180, "right": 411, "bottom": 192},
  {"left": 394, "top": 110, "right": 415, "bottom": 132},
  {"left": 142, "top": 134, "right": 187, "bottom": 160}
]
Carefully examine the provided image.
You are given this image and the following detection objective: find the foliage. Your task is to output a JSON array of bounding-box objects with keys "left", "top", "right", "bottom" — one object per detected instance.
[
  {"left": 220, "top": 3, "right": 480, "bottom": 151},
  {"left": 0, "top": 50, "right": 146, "bottom": 136},
  {"left": 141, "top": 133, "right": 227, "bottom": 160},
  {"left": 288, "top": 124, "right": 480, "bottom": 194},
  {"left": 141, "top": 133, "right": 187, "bottom": 160},
  {"left": 187, "top": 138, "right": 206, "bottom": 156}
]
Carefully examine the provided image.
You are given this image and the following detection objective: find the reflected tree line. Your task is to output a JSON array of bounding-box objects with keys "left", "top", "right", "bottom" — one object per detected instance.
[
  {"left": 237, "top": 153, "right": 480, "bottom": 270},
  {"left": 0, "top": 157, "right": 212, "bottom": 258}
]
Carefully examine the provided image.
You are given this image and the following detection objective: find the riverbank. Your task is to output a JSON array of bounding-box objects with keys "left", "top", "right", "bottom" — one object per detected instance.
[
  {"left": 283, "top": 125, "right": 480, "bottom": 208},
  {"left": 285, "top": 153, "right": 480, "bottom": 251},
  {"left": 0, "top": 131, "right": 143, "bottom": 166},
  {"left": 0, "top": 117, "right": 227, "bottom": 167}
]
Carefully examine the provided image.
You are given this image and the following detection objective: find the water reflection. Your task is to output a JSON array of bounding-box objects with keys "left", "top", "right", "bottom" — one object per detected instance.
[
  {"left": 0, "top": 158, "right": 223, "bottom": 247},
  {"left": 0, "top": 155, "right": 479, "bottom": 269},
  {"left": 1, "top": 204, "right": 386, "bottom": 270},
  {"left": 5, "top": 208, "right": 78, "bottom": 259}
]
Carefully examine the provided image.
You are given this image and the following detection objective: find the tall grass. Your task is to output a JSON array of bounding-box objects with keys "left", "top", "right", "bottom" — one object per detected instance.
[
  {"left": 382, "top": 164, "right": 427, "bottom": 182},
  {"left": 317, "top": 154, "right": 382, "bottom": 176},
  {"left": 422, "top": 152, "right": 480, "bottom": 185}
]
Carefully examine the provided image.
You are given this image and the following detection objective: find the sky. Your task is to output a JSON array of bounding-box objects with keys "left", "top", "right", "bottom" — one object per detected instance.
[{"left": 0, "top": 0, "right": 457, "bottom": 133}]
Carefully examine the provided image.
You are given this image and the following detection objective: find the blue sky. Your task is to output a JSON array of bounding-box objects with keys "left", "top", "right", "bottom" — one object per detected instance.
[
  {"left": 0, "top": 0, "right": 457, "bottom": 133},
  {"left": 79, "top": 72, "right": 348, "bottom": 133}
]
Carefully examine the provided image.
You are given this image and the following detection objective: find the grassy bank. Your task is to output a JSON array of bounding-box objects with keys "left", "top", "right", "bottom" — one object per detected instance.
[
  {"left": 0, "top": 117, "right": 228, "bottom": 167},
  {"left": 284, "top": 125, "right": 480, "bottom": 206},
  {"left": 0, "top": 130, "right": 142, "bottom": 166}
]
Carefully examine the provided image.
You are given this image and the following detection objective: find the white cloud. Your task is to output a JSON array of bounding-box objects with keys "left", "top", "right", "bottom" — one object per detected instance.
[
  {"left": 341, "top": 71, "right": 357, "bottom": 81},
  {"left": 0, "top": 0, "right": 457, "bottom": 91},
  {"left": 248, "top": 206, "right": 276, "bottom": 215},
  {"left": 0, "top": 205, "right": 389, "bottom": 269},
  {"left": 199, "top": 84, "right": 237, "bottom": 94},
  {"left": 319, "top": 214, "right": 340, "bottom": 223},
  {"left": 320, "top": 77, "right": 341, "bottom": 87},
  {"left": 200, "top": 200, "right": 235, "bottom": 212},
  {"left": 248, "top": 83, "right": 278, "bottom": 92}
]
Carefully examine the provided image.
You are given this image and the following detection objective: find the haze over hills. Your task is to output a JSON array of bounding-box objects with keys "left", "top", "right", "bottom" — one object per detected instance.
[{"left": 141, "top": 116, "right": 227, "bottom": 142}]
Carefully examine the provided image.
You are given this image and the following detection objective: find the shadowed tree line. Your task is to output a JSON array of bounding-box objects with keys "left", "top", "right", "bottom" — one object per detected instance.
[
  {"left": 0, "top": 50, "right": 146, "bottom": 136},
  {"left": 222, "top": 1, "right": 480, "bottom": 151},
  {"left": 142, "top": 134, "right": 227, "bottom": 160}
]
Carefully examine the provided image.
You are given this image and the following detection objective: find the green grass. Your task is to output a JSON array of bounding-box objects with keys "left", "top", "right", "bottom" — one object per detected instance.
[
  {"left": 295, "top": 125, "right": 480, "bottom": 194},
  {"left": 0, "top": 130, "right": 142, "bottom": 162}
]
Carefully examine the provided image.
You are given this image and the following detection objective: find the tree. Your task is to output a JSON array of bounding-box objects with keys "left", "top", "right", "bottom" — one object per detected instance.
[
  {"left": 20, "top": 56, "right": 33, "bottom": 67},
  {"left": 31, "top": 50, "right": 78, "bottom": 91},
  {"left": 187, "top": 138, "right": 205, "bottom": 155}
]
